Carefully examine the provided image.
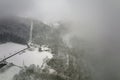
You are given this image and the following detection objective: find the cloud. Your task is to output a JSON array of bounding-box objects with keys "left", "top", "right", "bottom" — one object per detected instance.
[{"left": 0, "top": 0, "right": 35, "bottom": 16}]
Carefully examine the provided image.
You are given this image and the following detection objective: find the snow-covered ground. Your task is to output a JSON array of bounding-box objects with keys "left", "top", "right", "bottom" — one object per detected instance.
[
  {"left": 7, "top": 47, "right": 53, "bottom": 67},
  {"left": 0, "top": 42, "right": 53, "bottom": 80},
  {"left": 0, "top": 66, "right": 20, "bottom": 80},
  {"left": 0, "top": 42, "right": 27, "bottom": 60}
]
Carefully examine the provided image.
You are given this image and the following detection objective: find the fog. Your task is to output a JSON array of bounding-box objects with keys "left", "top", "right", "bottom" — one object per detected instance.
[{"left": 0, "top": 0, "right": 120, "bottom": 80}]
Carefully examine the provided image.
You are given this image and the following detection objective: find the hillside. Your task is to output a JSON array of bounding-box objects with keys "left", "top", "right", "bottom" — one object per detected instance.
[
  {"left": 0, "top": 17, "right": 51, "bottom": 44},
  {"left": 0, "top": 16, "right": 92, "bottom": 80}
]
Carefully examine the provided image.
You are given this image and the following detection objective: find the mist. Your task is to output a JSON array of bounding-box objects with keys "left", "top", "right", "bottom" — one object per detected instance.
[{"left": 0, "top": 0, "right": 120, "bottom": 80}]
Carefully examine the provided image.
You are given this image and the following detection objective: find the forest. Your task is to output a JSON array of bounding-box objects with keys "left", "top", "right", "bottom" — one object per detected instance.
[{"left": 0, "top": 17, "right": 92, "bottom": 80}]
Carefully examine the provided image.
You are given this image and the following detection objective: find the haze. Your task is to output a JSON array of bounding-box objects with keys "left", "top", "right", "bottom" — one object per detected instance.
[{"left": 0, "top": 0, "right": 120, "bottom": 80}]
